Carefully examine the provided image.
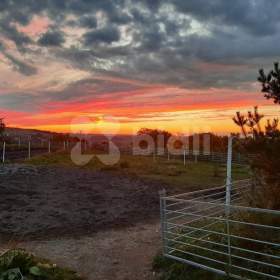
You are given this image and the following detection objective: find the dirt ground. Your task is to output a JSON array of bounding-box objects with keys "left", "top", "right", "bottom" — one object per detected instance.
[
  {"left": 19, "top": 223, "right": 161, "bottom": 280},
  {"left": 0, "top": 164, "right": 165, "bottom": 279}
]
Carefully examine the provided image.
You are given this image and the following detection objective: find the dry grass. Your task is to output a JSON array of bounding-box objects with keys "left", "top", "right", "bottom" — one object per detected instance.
[{"left": 26, "top": 151, "right": 250, "bottom": 192}]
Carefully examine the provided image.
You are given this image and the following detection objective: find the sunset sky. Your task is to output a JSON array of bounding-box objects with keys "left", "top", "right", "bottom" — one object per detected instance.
[{"left": 0, "top": 0, "right": 279, "bottom": 135}]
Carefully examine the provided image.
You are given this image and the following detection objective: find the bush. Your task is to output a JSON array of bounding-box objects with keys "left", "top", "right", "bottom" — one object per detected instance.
[
  {"left": 0, "top": 249, "right": 83, "bottom": 280},
  {"left": 234, "top": 127, "right": 280, "bottom": 210}
]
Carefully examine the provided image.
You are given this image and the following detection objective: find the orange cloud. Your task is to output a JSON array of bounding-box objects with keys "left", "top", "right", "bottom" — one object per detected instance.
[{"left": 3, "top": 82, "right": 278, "bottom": 135}]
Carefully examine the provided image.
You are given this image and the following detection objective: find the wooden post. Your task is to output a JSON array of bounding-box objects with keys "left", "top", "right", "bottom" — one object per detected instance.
[
  {"left": 28, "top": 140, "right": 31, "bottom": 159},
  {"left": 48, "top": 140, "right": 51, "bottom": 153},
  {"left": 18, "top": 137, "right": 21, "bottom": 148},
  {"left": 183, "top": 149, "right": 186, "bottom": 166},
  {"left": 2, "top": 142, "right": 5, "bottom": 164}
]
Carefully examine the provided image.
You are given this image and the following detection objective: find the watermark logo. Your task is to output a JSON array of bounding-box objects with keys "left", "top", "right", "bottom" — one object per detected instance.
[
  {"left": 70, "top": 115, "right": 212, "bottom": 166},
  {"left": 70, "top": 115, "right": 120, "bottom": 166}
]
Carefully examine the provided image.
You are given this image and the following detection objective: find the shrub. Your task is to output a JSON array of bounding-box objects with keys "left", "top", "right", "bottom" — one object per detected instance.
[
  {"left": 0, "top": 249, "right": 83, "bottom": 280},
  {"left": 232, "top": 62, "right": 280, "bottom": 210}
]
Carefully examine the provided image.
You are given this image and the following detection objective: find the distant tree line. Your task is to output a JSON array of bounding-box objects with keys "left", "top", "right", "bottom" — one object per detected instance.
[{"left": 137, "top": 128, "right": 231, "bottom": 153}]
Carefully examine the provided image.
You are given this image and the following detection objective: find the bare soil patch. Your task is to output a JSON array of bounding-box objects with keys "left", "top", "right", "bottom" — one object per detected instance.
[
  {"left": 0, "top": 164, "right": 165, "bottom": 241},
  {"left": 18, "top": 222, "right": 160, "bottom": 280}
]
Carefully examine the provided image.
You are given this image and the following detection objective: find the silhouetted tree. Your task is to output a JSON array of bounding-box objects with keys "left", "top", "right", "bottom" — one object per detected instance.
[
  {"left": 265, "top": 118, "right": 280, "bottom": 138},
  {"left": 233, "top": 65, "right": 280, "bottom": 210},
  {"left": 252, "top": 106, "right": 264, "bottom": 133},
  {"left": 258, "top": 62, "right": 280, "bottom": 104},
  {"left": 137, "top": 128, "right": 172, "bottom": 148},
  {"left": 233, "top": 112, "right": 248, "bottom": 137},
  {"left": 233, "top": 107, "right": 265, "bottom": 139}
]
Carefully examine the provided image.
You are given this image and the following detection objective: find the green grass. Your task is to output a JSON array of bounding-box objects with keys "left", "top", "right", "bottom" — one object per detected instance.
[
  {"left": 153, "top": 254, "right": 228, "bottom": 280},
  {"left": 26, "top": 152, "right": 74, "bottom": 166},
  {"left": 0, "top": 249, "right": 83, "bottom": 280},
  {"left": 26, "top": 151, "right": 250, "bottom": 192}
]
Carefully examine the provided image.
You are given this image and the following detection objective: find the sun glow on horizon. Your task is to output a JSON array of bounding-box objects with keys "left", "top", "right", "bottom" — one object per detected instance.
[{"left": 7, "top": 104, "right": 279, "bottom": 136}]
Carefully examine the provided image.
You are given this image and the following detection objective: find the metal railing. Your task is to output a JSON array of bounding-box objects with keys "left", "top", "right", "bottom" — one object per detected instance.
[{"left": 160, "top": 179, "right": 280, "bottom": 280}]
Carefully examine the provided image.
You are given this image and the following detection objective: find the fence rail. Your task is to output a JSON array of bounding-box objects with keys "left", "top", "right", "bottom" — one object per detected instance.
[
  {"left": 160, "top": 179, "right": 280, "bottom": 280},
  {"left": 1, "top": 140, "right": 255, "bottom": 165},
  {"left": 130, "top": 147, "right": 255, "bottom": 165},
  {"left": 0, "top": 141, "right": 65, "bottom": 163}
]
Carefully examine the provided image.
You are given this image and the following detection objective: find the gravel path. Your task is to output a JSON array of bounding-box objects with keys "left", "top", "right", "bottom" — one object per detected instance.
[{"left": 18, "top": 222, "right": 160, "bottom": 280}]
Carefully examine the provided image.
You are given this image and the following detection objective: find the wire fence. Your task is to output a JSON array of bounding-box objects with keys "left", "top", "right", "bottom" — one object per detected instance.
[
  {"left": 131, "top": 147, "right": 254, "bottom": 166},
  {"left": 1, "top": 134, "right": 256, "bottom": 168},
  {"left": 0, "top": 141, "right": 67, "bottom": 163},
  {"left": 160, "top": 179, "right": 280, "bottom": 280}
]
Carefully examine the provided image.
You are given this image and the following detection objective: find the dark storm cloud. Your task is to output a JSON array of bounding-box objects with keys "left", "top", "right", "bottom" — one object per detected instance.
[
  {"left": 4, "top": 53, "right": 37, "bottom": 76},
  {"left": 79, "top": 16, "right": 97, "bottom": 28},
  {"left": 170, "top": 0, "right": 280, "bottom": 36},
  {"left": 83, "top": 26, "right": 121, "bottom": 45},
  {"left": 1, "top": 0, "right": 280, "bottom": 88},
  {"left": 0, "top": 21, "right": 32, "bottom": 51},
  {"left": 46, "top": 78, "right": 144, "bottom": 102},
  {"left": 0, "top": 77, "right": 144, "bottom": 113},
  {"left": 0, "top": 92, "right": 39, "bottom": 111},
  {"left": 38, "top": 30, "right": 65, "bottom": 47},
  {"left": 0, "top": 41, "right": 37, "bottom": 76}
]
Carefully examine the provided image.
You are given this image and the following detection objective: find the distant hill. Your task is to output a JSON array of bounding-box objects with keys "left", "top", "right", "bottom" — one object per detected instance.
[
  {"left": 6, "top": 127, "right": 53, "bottom": 137},
  {"left": 4, "top": 127, "right": 133, "bottom": 148}
]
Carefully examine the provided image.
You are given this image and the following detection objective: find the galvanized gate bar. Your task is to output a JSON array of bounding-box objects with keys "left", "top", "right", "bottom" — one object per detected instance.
[{"left": 160, "top": 180, "right": 280, "bottom": 280}]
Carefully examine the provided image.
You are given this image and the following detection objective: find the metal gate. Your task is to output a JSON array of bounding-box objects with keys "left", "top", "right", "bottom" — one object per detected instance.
[{"left": 160, "top": 179, "right": 280, "bottom": 280}]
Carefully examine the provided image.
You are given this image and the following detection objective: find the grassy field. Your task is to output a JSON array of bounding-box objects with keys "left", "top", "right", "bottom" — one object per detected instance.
[
  {"left": 26, "top": 151, "right": 250, "bottom": 193},
  {"left": 23, "top": 151, "right": 251, "bottom": 279},
  {"left": 153, "top": 254, "right": 227, "bottom": 280}
]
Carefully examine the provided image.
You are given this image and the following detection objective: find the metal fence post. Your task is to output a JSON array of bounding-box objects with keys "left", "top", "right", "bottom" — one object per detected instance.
[
  {"left": 159, "top": 189, "right": 167, "bottom": 255},
  {"left": 225, "top": 135, "right": 233, "bottom": 275}
]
